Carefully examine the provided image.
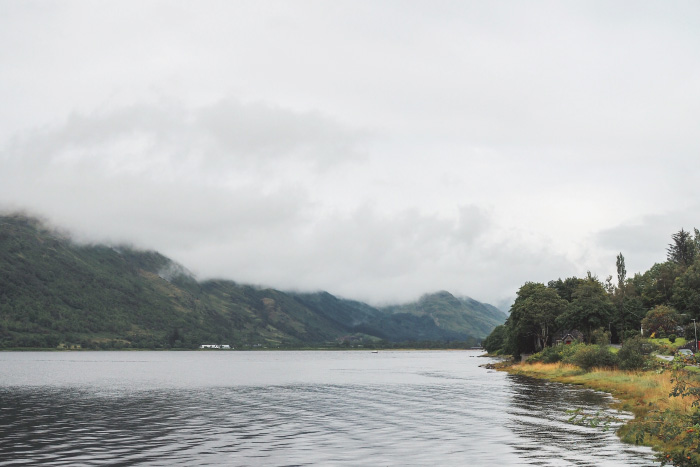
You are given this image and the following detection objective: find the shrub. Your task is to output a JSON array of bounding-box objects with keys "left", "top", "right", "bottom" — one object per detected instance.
[
  {"left": 527, "top": 346, "right": 563, "bottom": 364},
  {"left": 559, "top": 342, "right": 585, "bottom": 362},
  {"left": 527, "top": 343, "right": 588, "bottom": 364},
  {"left": 565, "top": 344, "right": 618, "bottom": 371},
  {"left": 590, "top": 327, "right": 611, "bottom": 345},
  {"left": 617, "top": 337, "right": 648, "bottom": 371},
  {"left": 668, "top": 334, "right": 677, "bottom": 343}
]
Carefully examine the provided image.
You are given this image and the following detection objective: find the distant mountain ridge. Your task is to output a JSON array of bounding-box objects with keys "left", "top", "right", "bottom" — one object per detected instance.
[
  {"left": 0, "top": 214, "right": 506, "bottom": 349},
  {"left": 383, "top": 291, "right": 508, "bottom": 339}
]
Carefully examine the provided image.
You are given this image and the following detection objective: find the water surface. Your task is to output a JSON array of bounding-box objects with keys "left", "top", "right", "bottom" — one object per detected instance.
[{"left": 0, "top": 351, "right": 658, "bottom": 466}]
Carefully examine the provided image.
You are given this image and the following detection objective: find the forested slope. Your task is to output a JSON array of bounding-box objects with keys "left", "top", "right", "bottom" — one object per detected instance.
[
  {"left": 0, "top": 214, "right": 504, "bottom": 348},
  {"left": 383, "top": 291, "right": 508, "bottom": 339}
]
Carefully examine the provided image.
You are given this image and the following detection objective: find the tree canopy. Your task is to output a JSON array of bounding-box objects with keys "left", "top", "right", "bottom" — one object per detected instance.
[
  {"left": 641, "top": 305, "right": 679, "bottom": 337},
  {"left": 556, "top": 274, "right": 613, "bottom": 341},
  {"left": 485, "top": 227, "right": 700, "bottom": 355},
  {"left": 667, "top": 228, "right": 699, "bottom": 267},
  {"left": 504, "top": 282, "right": 568, "bottom": 357}
]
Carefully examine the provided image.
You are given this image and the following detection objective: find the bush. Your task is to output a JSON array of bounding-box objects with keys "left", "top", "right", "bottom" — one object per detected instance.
[
  {"left": 527, "top": 343, "right": 588, "bottom": 364},
  {"left": 617, "top": 337, "right": 648, "bottom": 371},
  {"left": 590, "top": 327, "right": 611, "bottom": 345},
  {"left": 559, "top": 342, "right": 586, "bottom": 362},
  {"left": 527, "top": 346, "right": 563, "bottom": 364},
  {"left": 565, "top": 344, "right": 618, "bottom": 371},
  {"left": 668, "top": 334, "right": 677, "bottom": 343}
]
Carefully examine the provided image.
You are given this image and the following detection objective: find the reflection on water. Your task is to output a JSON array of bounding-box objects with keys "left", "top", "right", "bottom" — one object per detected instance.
[
  {"left": 0, "top": 385, "right": 516, "bottom": 466},
  {"left": 0, "top": 351, "right": 658, "bottom": 466},
  {"left": 506, "top": 375, "right": 655, "bottom": 466}
]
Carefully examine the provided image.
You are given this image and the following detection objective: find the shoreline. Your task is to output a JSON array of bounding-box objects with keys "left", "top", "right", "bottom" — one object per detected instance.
[
  {"left": 0, "top": 347, "right": 484, "bottom": 352},
  {"left": 491, "top": 359, "right": 698, "bottom": 465}
]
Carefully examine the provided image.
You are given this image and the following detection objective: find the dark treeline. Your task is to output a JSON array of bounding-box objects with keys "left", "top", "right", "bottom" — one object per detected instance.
[{"left": 484, "top": 228, "right": 700, "bottom": 358}]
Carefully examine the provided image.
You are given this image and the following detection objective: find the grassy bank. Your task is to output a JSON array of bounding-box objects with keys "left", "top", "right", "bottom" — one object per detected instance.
[{"left": 501, "top": 360, "right": 699, "bottom": 466}]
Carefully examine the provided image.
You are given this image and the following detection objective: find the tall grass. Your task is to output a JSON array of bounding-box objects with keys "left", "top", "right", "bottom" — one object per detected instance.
[
  {"left": 506, "top": 361, "right": 700, "bottom": 464},
  {"left": 511, "top": 362, "right": 691, "bottom": 413}
]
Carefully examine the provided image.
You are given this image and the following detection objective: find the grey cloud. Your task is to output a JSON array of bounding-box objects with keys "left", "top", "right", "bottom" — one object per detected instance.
[
  {"left": 0, "top": 169, "right": 309, "bottom": 252},
  {"left": 2, "top": 2, "right": 699, "bottom": 308},
  {"left": 196, "top": 99, "right": 369, "bottom": 168},
  {"left": 595, "top": 208, "right": 700, "bottom": 276},
  {"left": 4, "top": 99, "right": 368, "bottom": 181},
  {"left": 0, "top": 98, "right": 366, "bottom": 252},
  {"left": 172, "top": 203, "right": 575, "bottom": 307}
]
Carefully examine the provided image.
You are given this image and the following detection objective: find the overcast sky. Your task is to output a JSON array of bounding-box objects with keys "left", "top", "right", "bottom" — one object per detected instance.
[{"left": 2, "top": 1, "right": 699, "bottom": 309}]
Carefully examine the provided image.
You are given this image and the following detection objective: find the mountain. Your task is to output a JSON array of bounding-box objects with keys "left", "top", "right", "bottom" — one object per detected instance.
[
  {"left": 0, "top": 214, "right": 506, "bottom": 349},
  {"left": 383, "top": 291, "right": 509, "bottom": 339},
  {"left": 292, "top": 291, "right": 470, "bottom": 342}
]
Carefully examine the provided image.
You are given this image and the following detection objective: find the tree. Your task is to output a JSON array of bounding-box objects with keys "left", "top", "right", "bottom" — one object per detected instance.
[
  {"left": 482, "top": 325, "right": 506, "bottom": 353},
  {"left": 672, "top": 262, "right": 700, "bottom": 319},
  {"left": 641, "top": 305, "right": 679, "bottom": 337},
  {"left": 505, "top": 282, "right": 568, "bottom": 357},
  {"left": 667, "top": 228, "right": 697, "bottom": 268},
  {"left": 615, "top": 253, "right": 627, "bottom": 339},
  {"left": 616, "top": 253, "right": 626, "bottom": 290},
  {"left": 556, "top": 273, "right": 614, "bottom": 342},
  {"left": 620, "top": 293, "right": 647, "bottom": 339},
  {"left": 547, "top": 276, "right": 585, "bottom": 302},
  {"left": 632, "top": 262, "right": 681, "bottom": 310}
]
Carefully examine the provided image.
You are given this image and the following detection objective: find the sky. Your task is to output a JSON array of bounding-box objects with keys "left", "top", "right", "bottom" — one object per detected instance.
[{"left": 1, "top": 1, "right": 699, "bottom": 310}]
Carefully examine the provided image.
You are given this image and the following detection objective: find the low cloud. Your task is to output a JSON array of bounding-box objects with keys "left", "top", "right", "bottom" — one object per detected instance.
[
  {"left": 594, "top": 208, "right": 700, "bottom": 277},
  {"left": 3, "top": 99, "right": 368, "bottom": 184},
  {"left": 167, "top": 203, "right": 576, "bottom": 308},
  {"left": 4, "top": 2, "right": 698, "bottom": 310},
  {"left": 0, "top": 99, "right": 367, "bottom": 246}
]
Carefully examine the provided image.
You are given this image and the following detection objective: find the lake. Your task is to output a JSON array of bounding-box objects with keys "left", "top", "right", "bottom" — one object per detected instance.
[{"left": 0, "top": 350, "right": 658, "bottom": 466}]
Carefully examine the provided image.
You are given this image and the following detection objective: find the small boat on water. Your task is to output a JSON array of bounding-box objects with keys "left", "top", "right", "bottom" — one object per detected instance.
[{"left": 371, "top": 350, "right": 378, "bottom": 354}]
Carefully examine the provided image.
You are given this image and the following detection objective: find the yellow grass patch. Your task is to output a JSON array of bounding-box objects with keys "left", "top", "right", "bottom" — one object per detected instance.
[
  {"left": 504, "top": 361, "right": 700, "bottom": 463},
  {"left": 509, "top": 362, "right": 693, "bottom": 413}
]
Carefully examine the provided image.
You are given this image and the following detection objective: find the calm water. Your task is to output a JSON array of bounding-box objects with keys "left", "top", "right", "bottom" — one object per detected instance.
[{"left": 0, "top": 350, "right": 657, "bottom": 466}]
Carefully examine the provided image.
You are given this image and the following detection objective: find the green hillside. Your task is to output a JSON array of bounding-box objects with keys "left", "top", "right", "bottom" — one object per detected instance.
[
  {"left": 0, "top": 214, "right": 505, "bottom": 349},
  {"left": 292, "top": 291, "right": 470, "bottom": 342},
  {"left": 383, "top": 291, "right": 508, "bottom": 339}
]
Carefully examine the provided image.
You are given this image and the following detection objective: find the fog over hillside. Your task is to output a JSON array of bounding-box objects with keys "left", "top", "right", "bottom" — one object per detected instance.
[{"left": 2, "top": 2, "right": 699, "bottom": 307}]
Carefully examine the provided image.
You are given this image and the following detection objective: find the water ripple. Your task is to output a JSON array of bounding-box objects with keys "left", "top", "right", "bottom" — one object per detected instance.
[{"left": 0, "top": 351, "right": 658, "bottom": 466}]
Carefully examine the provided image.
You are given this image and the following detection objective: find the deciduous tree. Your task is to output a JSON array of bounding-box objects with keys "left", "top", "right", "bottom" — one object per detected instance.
[
  {"left": 641, "top": 305, "right": 679, "bottom": 337},
  {"left": 556, "top": 273, "right": 614, "bottom": 342},
  {"left": 672, "top": 262, "right": 700, "bottom": 319},
  {"left": 632, "top": 262, "right": 681, "bottom": 309},
  {"left": 505, "top": 282, "right": 568, "bottom": 357},
  {"left": 482, "top": 324, "right": 506, "bottom": 353},
  {"left": 615, "top": 253, "right": 627, "bottom": 339},
  {"left": 547, "top": 276, "right": 585, "bottom": 302}
]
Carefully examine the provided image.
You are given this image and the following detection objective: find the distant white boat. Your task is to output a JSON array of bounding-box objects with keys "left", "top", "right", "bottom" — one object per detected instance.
[{"left": 371, "top": 350, "right": 378, "bottom": 354}]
